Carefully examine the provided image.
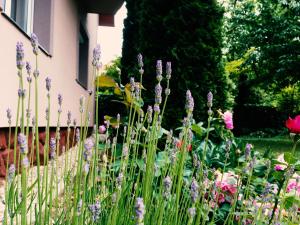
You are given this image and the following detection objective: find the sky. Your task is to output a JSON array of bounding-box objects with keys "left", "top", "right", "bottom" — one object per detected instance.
[{"left": 97, "top": 3, "right": 127, "bottom": 65}]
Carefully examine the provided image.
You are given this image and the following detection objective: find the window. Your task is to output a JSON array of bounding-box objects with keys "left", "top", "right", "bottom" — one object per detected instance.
[
  {"left": 77, "top": 22, "right": 89, "bottom": 89},
  {"left": 3, "top": 0, "right": 34, "bottom": 33},
  {"left": 3, "top": 0, "right": 53, "bottom": 54}
]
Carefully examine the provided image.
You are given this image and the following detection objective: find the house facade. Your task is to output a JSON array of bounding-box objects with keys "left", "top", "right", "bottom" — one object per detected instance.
[{"left": 0, "top": 0, "right": 123, "bottom": 127}]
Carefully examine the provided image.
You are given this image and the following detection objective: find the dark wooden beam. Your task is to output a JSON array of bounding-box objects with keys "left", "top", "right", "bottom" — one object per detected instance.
[{"left": 99, "top": 14, "right": 115, "bottom": 27}]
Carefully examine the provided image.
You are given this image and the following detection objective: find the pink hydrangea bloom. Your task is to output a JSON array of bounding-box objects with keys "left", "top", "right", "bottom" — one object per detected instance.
[{"left": 222, "top": 111, "right": 234, "bottom": 130}]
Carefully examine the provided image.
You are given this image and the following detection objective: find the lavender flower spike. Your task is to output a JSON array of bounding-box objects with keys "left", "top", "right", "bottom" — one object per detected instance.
[
  {"left": 58, "top": 94, "right": 63, "bottom": 108},
  {"left": 45, "top": 77, "right": 51, "bottom": 92},
  {"left": 31, "top": 33, "right": 39, "bottom": 55},
  {"left": 8, "top": 164, "right": 16, "bottom": 183},
  {"left": 26, "top": 62, "right": 32, "bottom": 75},
  {"left": 155, "top": 83, "right": 162, "bottom": 104},
  {"left": 147, "top": 106, "right": 153, "bottom": 123},
  {"left": 185, "top": 90, "right": 194, "bottom": 113},
  {"left": 190, "top": 177, "right": 199, "bottom": 203},
  {"left": 130, "top": 77, "right": 135, "bottom": 92},
  {"left": 88, "top": 201, "right": 101, "bottom": 222},
  {"left": 166, "top": 62, "right": 172, "bottom": 79},
  {"left": 6, "top": 108, "right": 12, "bottom": 124},
  {"left": 163, "top": 176, "right": 172, "bottom": 199},
  {"left": 16, "top": 42, "right": 25, "bottom": 69},
  {"left": 18, "top": 133, "right": 28, "bottom": 154},
  {"left": 135, "top": 197, "right": 145, "bottom": 224},
  {"left": 92, "top": 44, "right": 101, "bottom": 67},
  {"left": 207, "top": 91, "right": 213, "bottom": 108},
  {"left": 188, "top": 207, "right": 196, "bottom": 218},
  {"left": 67, "top": 111, "right": 72, "bottom": 126},
  {"left": 49, "top": 137, "right": 56, "bottom": 159},
  {"left": 156, "top": 60, "right": 163, "bottom": 82},
  {"left": 245, "top": 143, "right": 253, "bottom": 160},
  {"left": 137, "top": 53, "right": 143, "bottom": 68}
]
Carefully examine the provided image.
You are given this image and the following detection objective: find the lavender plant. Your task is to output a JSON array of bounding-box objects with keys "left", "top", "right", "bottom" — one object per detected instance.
[{"left": 3, "top": 36, "right": 300, "bottom": 225}]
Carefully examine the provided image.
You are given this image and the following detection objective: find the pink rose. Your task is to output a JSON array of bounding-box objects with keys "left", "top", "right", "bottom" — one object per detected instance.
[{"left": 222, "top": 111, "right": 234, "bottom": 130}]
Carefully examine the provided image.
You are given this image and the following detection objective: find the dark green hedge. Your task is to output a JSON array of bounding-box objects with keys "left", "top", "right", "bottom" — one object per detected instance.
[{"left": 122, "top": 0, "right": 231, "bottom": 128}]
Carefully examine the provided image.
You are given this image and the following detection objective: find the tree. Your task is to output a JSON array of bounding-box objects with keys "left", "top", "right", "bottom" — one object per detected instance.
[{"left": 122, "top": 0, "right": 232, "bottom": 128}]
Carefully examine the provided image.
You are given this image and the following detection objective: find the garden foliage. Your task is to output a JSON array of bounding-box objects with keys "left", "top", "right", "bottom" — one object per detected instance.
[{"left": 3, "top": 35, "right": 300, "bottom": 225}]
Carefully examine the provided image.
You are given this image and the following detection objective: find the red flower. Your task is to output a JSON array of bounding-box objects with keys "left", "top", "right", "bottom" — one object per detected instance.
[
  {"left": 286, "top": 115, "right": 300, "bottom": 133},
  {"left": 176, "top": 140, "right": 192, "bottom": 151}
]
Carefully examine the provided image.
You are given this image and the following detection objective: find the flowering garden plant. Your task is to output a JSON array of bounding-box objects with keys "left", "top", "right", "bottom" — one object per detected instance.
[{"left": 2, "top": 34, "right": 300, "bottom": 225}]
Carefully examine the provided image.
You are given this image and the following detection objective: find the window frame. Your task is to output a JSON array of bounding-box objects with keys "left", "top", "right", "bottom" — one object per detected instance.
[{"left": 3, "top": 0, "right": 34, "bottom": 34}]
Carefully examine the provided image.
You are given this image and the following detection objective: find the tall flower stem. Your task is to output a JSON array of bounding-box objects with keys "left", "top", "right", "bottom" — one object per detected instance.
[{"left": 34, "top": 55, "right": 42, "bottom": 224}]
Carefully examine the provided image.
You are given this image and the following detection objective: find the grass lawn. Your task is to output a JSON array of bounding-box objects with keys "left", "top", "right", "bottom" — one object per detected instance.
[{"left": 238, "top": 136, "right": 300, "bottom": 157}]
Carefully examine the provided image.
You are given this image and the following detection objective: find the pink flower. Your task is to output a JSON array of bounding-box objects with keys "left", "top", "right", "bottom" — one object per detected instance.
[
  {"left": 274, "top": 164, "right": 284, "bottom": 171},
  {"left": 286, "top": 115, "right": 300, "bottom": 133},
  {"left": 222, "top": 111, "right": 234, "bottom": 130},
  {"left": 99, "top": 125, "right": 106, "bottom": 134}
]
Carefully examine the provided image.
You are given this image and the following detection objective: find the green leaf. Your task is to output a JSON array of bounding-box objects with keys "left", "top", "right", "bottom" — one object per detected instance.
[{"left": 284, "top": 152, "right": 297, "bottom": 165}]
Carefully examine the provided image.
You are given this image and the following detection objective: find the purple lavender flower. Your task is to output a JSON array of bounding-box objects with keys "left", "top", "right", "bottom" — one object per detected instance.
[
  {"left": 88, "top": 201, "right": 101, "bottom": 222},
  {"left": 26, "top": 62, "right": 31, "bottom": 75},
  {"left": 16, "top": 42, "right": 24, "bottom": 69},
  {"left": 155, "top": 83, "right": 162, "bottom": 104},
  {"left": 45, "top": 77, "right": 51, "bottom": 92},
  {"left": 33, "top": 69, "right": 39, "bottom": 78},
  {"left": 116, "top": 172, "right": 124, "bottom": 189},
  {"left": 77, "top": 199, "right": 82, "bottom": 216},
  {"left": 67, "top": 111, "right": 72, "bottom": 126},
  {"left": 22, "top": 156, "right": 30, "bottom": 168},
  {"left": 92, "top": 44, "right": 101, "bottom": 66},
  {"left": 26, "top": 109, "right": 31, "bottom": 119},
  {"left": 135, "top": 85, "right": 141, "bottom": 100},
  {"left": 135, "top": 197, "right": 145, "bottom": 224},
  {"left": 45, "top": 107, "right": 49, "bottom": 120},
  {"left": 83, "top": 138, "right": 94, "bottom": 161},
  {"left": 122, "top": 144, "right": 129, "bottom": 157},
  {"left": 49, "top": 137, "right": 56, "bottom": 159},
  {"left": 18, "top": 89, "right": 26, "bottom": 98},
  {"left": 130, "top": 77, "right": 135, "bottom": 92},
  {"left": 156, "top": 60, "right": 162, "bottom": 82},
  {"left": 245, "top": 143, "right": 253, "bottom": 160},
  {"left": 76, "top": 128, "right": 80, "bottom": 143},
  {"left": 73, "top": 119, "right": 77, "bottom": 127},
  {"left": 163, "top": 176, "right": 172, "bottom": 199},
  {"left": 166, "top": 62, "right": 172, "bottom": 79},
  {"left": 154, "top": 104, "right": 160, "bottom": 114},
  {"left": 147, "top": 106, "right": 153, "bottom": 123},
  {"left": 30, "top": 33, "right": 39, "bottom": 55},
  {"left": 18, "top": 133, "right": 28, "bottom": 154},
  {"left": 79, "top": 96, "right": 84, "bottom": 113},
  {"left": 58, "top": 94, "right": 63, "bottom": 107},
  {"left": 137, "top": 53, "right": 143, "bottom": 68},
  {"left": 193, "top": 154, "right": 201, "bottom": 169},
  {"left": 27, "top": 76, "right": 32, "bottom": 83},
  {"left": 190, "top": 177, "right": 199, "bottom": 203},
  {"left": 186, "top": 90, "right": 194, "bottom": 113},
  {"left": 207, "top": 91, "right": 213, "bottom": 108},
  {"left": 8, "top": 164, "right": 16, "bottom": 183},
  {"left": 32, "top": 116, "right": 36, "bottom": 126},
  {"left": 6, "top": 108, "right": 12, "bottom": 125},
  {"left": 188, "top": 207, "right": 196, "bottom": 218}
]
